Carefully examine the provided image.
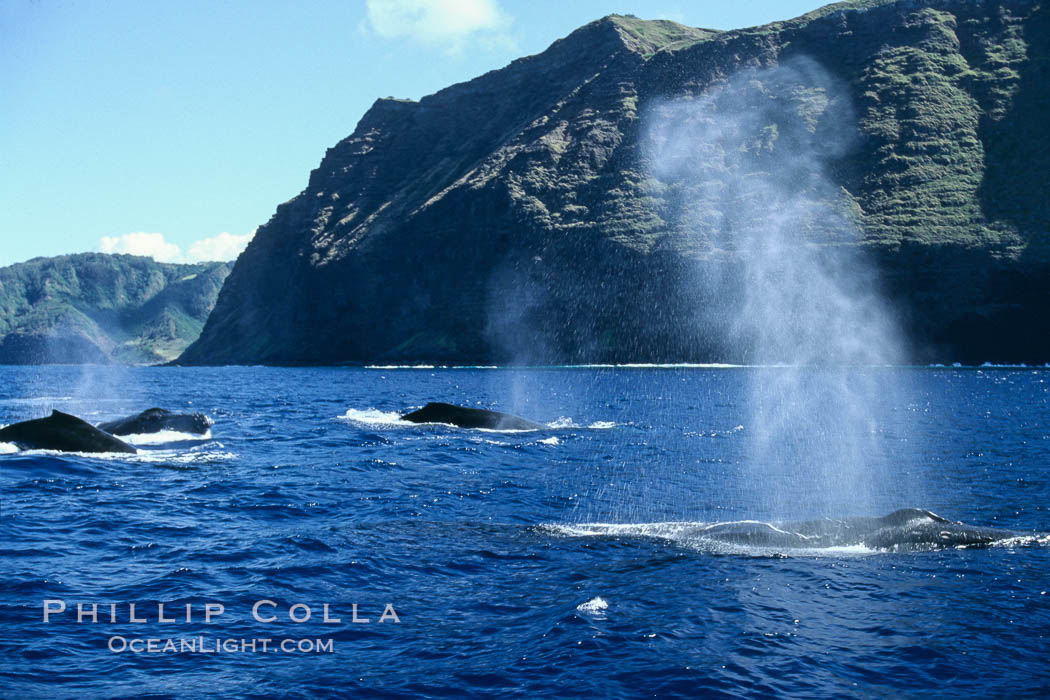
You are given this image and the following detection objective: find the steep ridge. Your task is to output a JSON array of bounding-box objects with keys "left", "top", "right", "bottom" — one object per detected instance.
[
  {"left": 180, "top": 2, "right": 1049, "bottom": 365},
  {"left": 0, "top": 253, "right": 232, "bottom": 364}
]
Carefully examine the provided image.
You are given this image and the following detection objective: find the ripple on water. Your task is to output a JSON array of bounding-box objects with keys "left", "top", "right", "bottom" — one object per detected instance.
[{"left": 2, "top": 367, "right": 1049, "bottom": 699}]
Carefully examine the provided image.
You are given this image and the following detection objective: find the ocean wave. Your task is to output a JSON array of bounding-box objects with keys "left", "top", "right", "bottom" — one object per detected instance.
[{"left": 0, "top": 441, "right": 19, "bottom": 454}]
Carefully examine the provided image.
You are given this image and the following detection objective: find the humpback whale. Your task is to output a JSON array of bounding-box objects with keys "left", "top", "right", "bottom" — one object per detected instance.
[
  {"left": 401, "top": 402, "right": 545, "bottom": 430},
  {"left": 557, "top": 509, "right": 1029, "bottom": 552},
  {"left": 98, "top": 408, "right": 211, "bottom": 436},
  {"left": 0, "top": 410, "right": 137, "bottom": 454},
  {"left": 683, "top": 509, "right": 1023, "bottom": 550}
]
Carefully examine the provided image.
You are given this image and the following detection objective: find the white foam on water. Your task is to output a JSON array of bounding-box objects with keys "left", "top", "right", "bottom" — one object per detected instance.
[
  {"left": 544, "top": 521, "right": 698, "bottom": 538},
  {"left": 0, "top": 438, "right": 228, "bottom": 462},
  {"left": 4, "top": 448, "right": 142, "bottom": 460},
  {"left": 819, "top": 544, "right": 878, "bottom": 555},
  {"left": 569, "top": 363, "right": 744, "bottom": 369},
  {"left": 619, "top": 363, "right": 741, "bottom": 368},
  {"left": 338, "top": 408, "right": 410, "bottom": 426},
  {"left": 121, "top": 429, "right": 213, "bottom": 445},
  {"left": 365, "top": 364, "right": 503, "bottom": 369},
  {"left": 133, "top": 448, "right": 236, "bottom": 464},
  {"left": 548, "top": 418, "right": 618, "bottom": 430},
  {"left": 538, "top": 437, "right": 559, "bottom": 446},
  {"left": 978, "top": 534, "right": 1050, "bottom": 549},
  {"left": 577, "top": 597, "right": 608, "bottom": 614}
]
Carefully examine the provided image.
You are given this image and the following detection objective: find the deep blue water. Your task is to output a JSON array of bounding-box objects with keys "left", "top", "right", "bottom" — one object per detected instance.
[{"left": 1, "top": 365, "right": 1048, "bottom": 698}]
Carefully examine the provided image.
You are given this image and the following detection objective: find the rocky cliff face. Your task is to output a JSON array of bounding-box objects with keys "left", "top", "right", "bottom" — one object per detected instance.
[
  {"left": 180, "top": 0, "right": 1049, "bottom": 365},
  {"left": 0, "top": 254, "right": 232, "bottom": 364}
]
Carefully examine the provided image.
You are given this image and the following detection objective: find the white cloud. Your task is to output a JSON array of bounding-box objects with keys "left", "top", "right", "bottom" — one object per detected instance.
[
  {"left": 186, "top": 232, "right": 255, "bottom": 262},
  {"left": 99, "top": 232, "right": 184, "bottom": 263},
  {"left": 98, "top": 231, "right": 254, "bottom": 263},
  {"left": 365, "top": 0, "right": 511, "bottom": 47}
]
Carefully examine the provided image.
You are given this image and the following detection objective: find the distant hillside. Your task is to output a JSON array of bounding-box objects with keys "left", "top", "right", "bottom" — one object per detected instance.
[
  {"left": 0, "top": 253, "right": 232, "bottom": 364},
  {"left": 181, "top": 0, "right": 1050, "bottom": 365}
]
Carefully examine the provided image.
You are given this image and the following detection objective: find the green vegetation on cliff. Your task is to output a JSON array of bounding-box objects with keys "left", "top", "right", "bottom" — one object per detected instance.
[
  {"left": 180, "top": 0, "right": 1050, "bottom": 365},
  {"left": 0, "top": 254, "right": 232, "bottom": 364}
]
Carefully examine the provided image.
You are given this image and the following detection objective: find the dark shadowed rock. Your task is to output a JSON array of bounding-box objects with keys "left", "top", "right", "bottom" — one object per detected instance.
[
  {"left": 97, "top": 408, "right": 212, "bottom": 436},
  {"left": 401, "top": 402, "right": 545, "bottom": 430},
  {"left": 0, "top": 411, "right": 137, "bottom": 453}
]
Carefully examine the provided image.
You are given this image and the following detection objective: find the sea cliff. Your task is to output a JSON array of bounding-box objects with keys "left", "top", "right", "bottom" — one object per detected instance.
[{"left": 180, "top": 0, "right": 1049, "bottom": 365}]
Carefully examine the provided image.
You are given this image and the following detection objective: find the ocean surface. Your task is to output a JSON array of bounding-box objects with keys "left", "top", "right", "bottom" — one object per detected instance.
[{"left": 1, "top": 365, "right": 1048, "bottom": 698}]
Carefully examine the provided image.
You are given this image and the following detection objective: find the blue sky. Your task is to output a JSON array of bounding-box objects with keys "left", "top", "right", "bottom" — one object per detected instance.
[{"left": 1, "top": 0, "right": 825, "bottom": 267}]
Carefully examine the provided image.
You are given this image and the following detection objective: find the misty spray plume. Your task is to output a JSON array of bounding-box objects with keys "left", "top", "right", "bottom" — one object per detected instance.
[{"left": 646, "top": 57, "right": 913, "bottom": 519}]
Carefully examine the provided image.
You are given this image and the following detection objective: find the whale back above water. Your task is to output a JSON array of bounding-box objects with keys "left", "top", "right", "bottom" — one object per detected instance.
[
  {"left": 98, "top": 408, "right": 211, "bottom": 436},
  {"left": 0, "top": 410, "right": 137, "bottom": 454},
  {"left": 554, "top": 508, "right": 1033, "bottom": 553},
  {"left": 688, "top": 508, "right": 1018, "bottom": 550},
  {"left": 401, "top": 402, "right": 544, "bottom": 430}
]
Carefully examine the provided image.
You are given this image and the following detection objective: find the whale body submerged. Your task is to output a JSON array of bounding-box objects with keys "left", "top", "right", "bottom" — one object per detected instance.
[
  {"left": 401, "top": 402, "right": 544, "bottom": 430},
  {"left": 0, "top": 410, "right": 136, "bottom": 454},
  {"left": 98, "top": 408, "right": 211, "bottom": 436},
  {"left": 684, "top": 509, "right": 1023, "bottom": 550},
  {"left": 558, "top": 509, "right": 1030, "bottom": 552}
]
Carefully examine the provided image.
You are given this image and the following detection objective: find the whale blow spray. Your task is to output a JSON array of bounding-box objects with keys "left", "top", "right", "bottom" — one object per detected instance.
[{"left": 646, "top": 57, "right": 912, "bottom": 519}]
